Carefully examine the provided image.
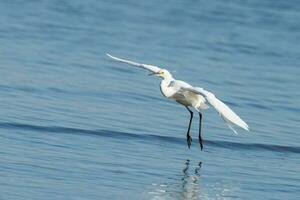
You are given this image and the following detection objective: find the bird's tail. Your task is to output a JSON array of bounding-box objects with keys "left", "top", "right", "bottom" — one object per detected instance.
[{"left": 195, "top": 88, "right": 249, "bottom": 134}]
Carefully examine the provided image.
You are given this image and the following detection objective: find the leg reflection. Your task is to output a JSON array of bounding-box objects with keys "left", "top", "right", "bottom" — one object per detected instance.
[
  {"left": 147, "top": 160, "right": 203, "bottom": 200},
  {"left": 181, "top": 160, "right": 202, "bottom": 200},
  {"left": 147, "top": 160, "right": 235, "bottom": 200},
  {"left": 195, "top": 162, "right": 202, "bottom": 175}
]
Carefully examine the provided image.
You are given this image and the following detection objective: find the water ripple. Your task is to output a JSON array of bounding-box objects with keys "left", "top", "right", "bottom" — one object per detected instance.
[{"left": 1, "top": 122, "right": 299, "bottom": 154}]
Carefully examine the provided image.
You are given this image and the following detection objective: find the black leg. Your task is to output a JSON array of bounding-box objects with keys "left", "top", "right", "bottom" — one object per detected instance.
[
  {"left": 186, "top": 107, "right": 193, "bottom": 149},
  {"left": 198, "top": 112, "right": 203, "bottom": 150}
]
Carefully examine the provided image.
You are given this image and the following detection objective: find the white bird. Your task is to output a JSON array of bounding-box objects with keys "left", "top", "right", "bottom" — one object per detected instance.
[{"left": 106, "top": 54, "right": 249, "bottom": 150}]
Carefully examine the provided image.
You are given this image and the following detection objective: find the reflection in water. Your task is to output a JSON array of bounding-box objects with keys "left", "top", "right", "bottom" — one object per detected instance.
[
  {"left": 180, "top": 159, "right": 202, "bottom": 200},
  {"left": 146, "top": 160, "right": 237, "bottom": 200},
  {"left": 146, "top": 159, "right": 202, "bottom": 200}
]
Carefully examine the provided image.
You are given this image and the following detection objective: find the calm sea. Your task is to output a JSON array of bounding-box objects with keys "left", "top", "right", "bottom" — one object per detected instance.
[{"left": 0, "top": 0, "right": 299, "bottom": 199}]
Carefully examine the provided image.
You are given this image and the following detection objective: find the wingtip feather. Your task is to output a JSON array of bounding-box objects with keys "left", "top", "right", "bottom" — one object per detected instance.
[{"left": 106, "top": 53, "right": 115, "bottom": 59}]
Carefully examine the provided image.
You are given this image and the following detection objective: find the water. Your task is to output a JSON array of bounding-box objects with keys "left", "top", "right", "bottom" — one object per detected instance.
[{"left": 0, "top": 0, "right": 299, "bottom": 199}]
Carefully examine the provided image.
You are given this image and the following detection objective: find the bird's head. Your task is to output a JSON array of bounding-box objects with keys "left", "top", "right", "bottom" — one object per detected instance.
[{"left": 149, "top": 69, "right": 173, "bottom": 80}]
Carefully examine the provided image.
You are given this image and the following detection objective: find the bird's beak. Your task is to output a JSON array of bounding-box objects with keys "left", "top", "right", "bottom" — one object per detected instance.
[{"left": 148, "top": 72, "right": 159, "bottom": 76}]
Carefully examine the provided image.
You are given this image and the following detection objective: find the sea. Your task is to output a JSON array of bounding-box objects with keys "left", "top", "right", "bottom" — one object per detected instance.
[{"left": 0, "top": 0, "right": 299, "bottom": 199}]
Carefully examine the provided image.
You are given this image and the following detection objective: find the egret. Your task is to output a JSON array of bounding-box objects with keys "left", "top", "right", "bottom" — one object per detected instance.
[{"left": 106, "top": 54, "right": 249, "bottom": 150}]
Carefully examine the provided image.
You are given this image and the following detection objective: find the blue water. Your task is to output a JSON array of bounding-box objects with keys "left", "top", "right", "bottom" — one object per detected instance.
[{"left": 0, "top": 0, "right": 300, "bottom": 199}]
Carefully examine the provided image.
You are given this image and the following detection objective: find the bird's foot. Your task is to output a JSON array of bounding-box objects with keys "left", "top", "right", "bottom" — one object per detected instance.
[
  {"left": 187, "top": 135, "right": 192, "bottom": 149},
  {"left": 199, "top": 138, "right": 203, "bottom": 150}
]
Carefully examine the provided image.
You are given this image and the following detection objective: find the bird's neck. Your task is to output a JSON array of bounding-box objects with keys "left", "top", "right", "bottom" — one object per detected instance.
[
  {"left": 160, "top": 78, "right": 175, "bottom": 98},
  {"left": 162, "top": 77, "right": 174, "bottom": 84}
]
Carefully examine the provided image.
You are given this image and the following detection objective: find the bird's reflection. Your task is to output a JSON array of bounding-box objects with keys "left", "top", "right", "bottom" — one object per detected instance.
[
  {"left": 146, "top": 159, "right": 237, "bottom": 200},
  {"left": 147, "top": 159, "right": 203, "bottom": 200},
  {"left": 180, "top": 159, "right": 202, "bottom": 200}
]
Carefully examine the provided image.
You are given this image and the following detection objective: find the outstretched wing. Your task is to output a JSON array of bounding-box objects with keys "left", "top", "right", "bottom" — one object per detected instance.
[
  {"left": 106, "top": 54, "right": 161, "bottom": 73},
  {"left": 182, "top": 86, "right": 249, "bottom": 133}
]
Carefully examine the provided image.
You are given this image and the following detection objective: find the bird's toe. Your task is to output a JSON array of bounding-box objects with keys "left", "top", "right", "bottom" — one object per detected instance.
[{"left": 187, "top": 136, "right": 192, "bottom": 149}]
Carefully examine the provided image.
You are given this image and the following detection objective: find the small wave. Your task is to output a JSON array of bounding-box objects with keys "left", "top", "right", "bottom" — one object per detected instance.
[
  {"left": 205, "top": 140, "right": 300, "bottom": 154},
  {"left": 0, "top": 122, "right": 183, "bottom": 142},
  {"left": 0, "top": 122, "right": 299, "bottom": 154}
]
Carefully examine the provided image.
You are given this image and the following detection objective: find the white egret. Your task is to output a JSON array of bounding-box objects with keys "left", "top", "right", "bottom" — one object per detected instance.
[{"left": 106, "top": 54, "right": 249, "bottom": 150}]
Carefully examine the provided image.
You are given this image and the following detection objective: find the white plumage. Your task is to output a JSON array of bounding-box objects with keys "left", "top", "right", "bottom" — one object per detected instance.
[
  {"left": 184, "top": 87, "right": 249, "bottom": 133},
  {"left": 107, "top": 53, "right": 249, "bottom": 149}
]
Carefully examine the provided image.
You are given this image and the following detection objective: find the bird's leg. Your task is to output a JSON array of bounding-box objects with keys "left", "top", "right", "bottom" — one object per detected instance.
[
  {"left": 198, "top": 112, "right": 203, "bottom": 150},
  {"left": 186, "top": 107, "right": 193, "bottom": 149}
]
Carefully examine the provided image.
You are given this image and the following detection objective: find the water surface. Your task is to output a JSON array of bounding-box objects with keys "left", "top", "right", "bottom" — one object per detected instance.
[{"left": 0, "top": 0, "right": 299, "bottom": 199}]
